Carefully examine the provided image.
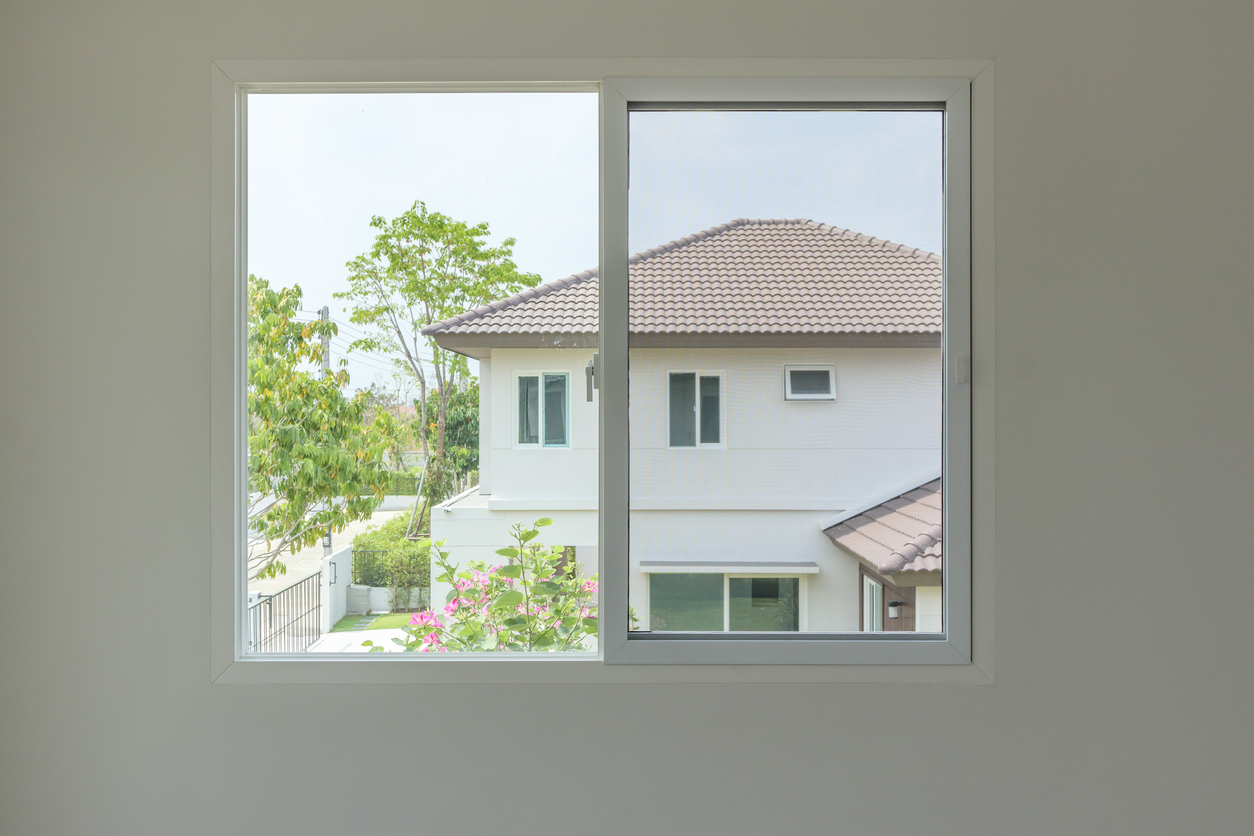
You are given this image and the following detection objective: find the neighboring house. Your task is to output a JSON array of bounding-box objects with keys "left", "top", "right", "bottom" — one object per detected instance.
[{"left": 423, "top": 218, "right": 943, "bottom": 633}]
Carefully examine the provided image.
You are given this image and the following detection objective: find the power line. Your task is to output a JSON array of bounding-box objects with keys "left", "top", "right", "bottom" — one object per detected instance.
[{"left": 339, "top": 355, "right": 401, "bottom": 374}]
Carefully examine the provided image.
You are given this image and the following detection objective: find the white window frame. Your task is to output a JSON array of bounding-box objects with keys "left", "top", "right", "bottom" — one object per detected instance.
[
  {"left": 514, "top": 371, "right": 570, "bottom": 449},
  {"left": 784, "top": 364, "right": 837, "bottom": 401},
  {"left": 666, "top": 370, "right": 725, "bottom": 449},
  {"left": 210, "top": 59, "right": 991, "bottom": 685}
]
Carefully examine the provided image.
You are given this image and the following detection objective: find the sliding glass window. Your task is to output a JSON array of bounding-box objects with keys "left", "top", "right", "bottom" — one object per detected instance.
[
  {"left": 243, "top": 90, "right": 599, "bottom": 655},
  {"left": 602, "top": 76, "right": 971, "bottom": 665}
]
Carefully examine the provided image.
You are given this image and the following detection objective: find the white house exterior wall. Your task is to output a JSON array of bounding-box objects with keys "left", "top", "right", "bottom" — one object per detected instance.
[
  {"left": 626, "top": 347, "right": 940, "bottom": 631},
  {"left": 915, "top": 585, "right": 943, "bottom": 633},
  {"left": 487, "top": 347, "right": 598, "bottom": 504},
  {"left": 432, "top": 345, "right": 939, "bottom": 632},
  {"left": 629, "top": 347, "right": 941, "bottom": 508},
  {"left": 478, "top": 358, "right": 491, "bottom": 494},
  {"left": 431, "top": 347, "right": 599, "bottom": 615},
  {"left": 629, "top": 509, "right": 861, "bottom": 631}
]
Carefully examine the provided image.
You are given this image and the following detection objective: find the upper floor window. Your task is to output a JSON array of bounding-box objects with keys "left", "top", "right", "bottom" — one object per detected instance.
[
  {"left": 784, "top": 364, "right": 836, "bottom": 401},
  {"left": 668, "top": 372, "right": 721, "bottom": 447},
  {"left": 518, "top": 372, "right": 569, "bottom": 447}
]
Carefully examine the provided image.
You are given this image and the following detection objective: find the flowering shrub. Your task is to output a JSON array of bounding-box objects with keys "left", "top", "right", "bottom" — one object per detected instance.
[{"left": 362, "top": 518, "right": 597, "bottom": 653}]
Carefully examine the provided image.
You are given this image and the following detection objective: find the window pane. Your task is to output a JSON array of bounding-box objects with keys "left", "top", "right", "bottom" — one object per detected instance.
[
  {"left": 862, "top": 576, "right": 884, "bottom": 632},
  {"left": 729, "top": 577, "right": 799, "bottom": 631},
  {"left": 543, "top": 373, "right": 567, "bottom": 446},
  {"left": 669, "top": 372, "right": 696, "bottom": 447},
  {"left": 629, "top": 109, "right": 943, "bottom": 636},
  {"left": 648, "top": 573, "right": 723, "bottom": 631},
  {"left": 789, "top": 369, "right": 831, "bottom": 396},
  {"left": 699, "top": 375, "right": 720, "bottom": 443},
  {"left": 519, "top": 376, "right": 540, "bottom": 444},
  {"left": 246, "top": 90, "right": 599, "bottom": 654}
]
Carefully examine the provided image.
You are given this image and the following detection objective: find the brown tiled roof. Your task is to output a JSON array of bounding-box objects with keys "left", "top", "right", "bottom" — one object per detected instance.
[
  {"left": 822, "top": 479, "right": 942, "bottom": 574},
  {"left": 423, "top": 219, "right": 940, "bottom": 341}
]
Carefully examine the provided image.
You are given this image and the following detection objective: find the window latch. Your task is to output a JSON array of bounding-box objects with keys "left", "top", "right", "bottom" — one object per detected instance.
[
  {"left": 954, "top": 355, "right": 970, "bottom": 385},
  {"left": 586, "top": 353, "right": 599, "bottom": 402}
]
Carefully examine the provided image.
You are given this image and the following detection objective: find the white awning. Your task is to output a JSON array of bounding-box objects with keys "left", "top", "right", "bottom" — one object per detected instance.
[{"left": 638, "top": 560, "right": 820, "bottom": 574}]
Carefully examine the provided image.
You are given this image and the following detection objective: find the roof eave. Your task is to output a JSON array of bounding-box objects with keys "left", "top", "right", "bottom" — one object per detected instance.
[{"left": 429, "top": 331, "right": 599, "bottom": 360}]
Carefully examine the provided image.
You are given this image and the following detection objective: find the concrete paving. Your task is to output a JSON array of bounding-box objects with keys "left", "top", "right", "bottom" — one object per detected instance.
[{"left": 308, "top": 628, "right": 410, "bottom": 653}]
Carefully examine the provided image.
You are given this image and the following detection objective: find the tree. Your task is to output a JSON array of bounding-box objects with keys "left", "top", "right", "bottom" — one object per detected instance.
[
  {"left": 247, "top": 275, "right": 398, "bottom": 580},
  {"left": 419, "top": 380, "right": 479, "bottom": 479},
  {"left": 334, "top": 201, "right": 539, "bottom": 467},
  {"left": 358, "top": 380, "right": 418, "bottom": 472}
]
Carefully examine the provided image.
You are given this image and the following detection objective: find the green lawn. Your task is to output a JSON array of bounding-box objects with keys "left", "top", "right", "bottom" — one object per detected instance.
[{"left": 329, "top": 612, "right": 419, "bottom": 633}]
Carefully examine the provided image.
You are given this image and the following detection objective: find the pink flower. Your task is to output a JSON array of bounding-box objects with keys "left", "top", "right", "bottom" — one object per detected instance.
[
  {"left": 410, "top": 610, "right": 444, "bottom": 629},
  {"left": 582, "top": 579, "right": 598, "bottom": 593}
]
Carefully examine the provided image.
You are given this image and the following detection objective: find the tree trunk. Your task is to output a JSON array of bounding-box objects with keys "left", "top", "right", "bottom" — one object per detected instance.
[
  {"left": 436, "top": 389, "right": 447, "bottom": 458},
  {"left": 417, "top": 377, "right": 430, "bottom": 460}
]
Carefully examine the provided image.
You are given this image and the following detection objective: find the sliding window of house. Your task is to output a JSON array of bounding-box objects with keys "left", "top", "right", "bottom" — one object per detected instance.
[
  {"left": 241, "top": 88, "right": 600, "bottom": 656},
  {"left": 599, "top": 77, "right": 972, "bottom": 665}
]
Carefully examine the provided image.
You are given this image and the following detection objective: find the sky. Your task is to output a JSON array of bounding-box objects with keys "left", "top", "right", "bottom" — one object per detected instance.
[{"left": 248, "top": 93, "right": 941, "bottom": 393}]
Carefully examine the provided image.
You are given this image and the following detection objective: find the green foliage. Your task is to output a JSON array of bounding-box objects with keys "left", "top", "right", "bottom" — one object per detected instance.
[
  {"left": 350, "top": 512, "right": 431, "bottom": 605},
  {"left": 418, "top": 455, "right": 457, "bottom": 511},
  {"left": 367, "top": 519, "right": 598, "bottom": 653},
  {"left": 358, "top": 382, "right": 417, "bottom": 471},
  {"left": 378, "top": 471, "right": 420, "bottom": 495},
  {"left": 418, "top": 381, "right": 479, "bottom": 479},
  {"left": 246, "top": 275, "right": 399, "bottom": 580}
]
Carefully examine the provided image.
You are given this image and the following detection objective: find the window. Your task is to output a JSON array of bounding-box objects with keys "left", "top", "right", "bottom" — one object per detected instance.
[
  {"left": 729, "top": 577, "right": 800, "bottom": 632},
  {"left": 668, "top": 372, "right": 721, "bottom": 447},
  {"left": 784, "top": 365, "right": 835, "bottom": 401},
  {"left": 862, "top": 575, "right": 884, "bottom": 632},
  {"left": 518, "top": 375, "right": 540, "bottom": 444},
  {"left": 213, "top": 67, "right": 979, "bottom": 678},
  {"left": 648, "top": 573, "right": 723, "bottom": 631},
  {"left": 518, "top": 372, "right": 569, "bottom": 447},
  {"left": 235, "top": 86, "right": 598, "bottom": 659},
  {"left": 605, "top": 76, "right": 972, "bottom": 666},
  {"left": 647, "top": 573, "right": 803, "bottom": 632}
]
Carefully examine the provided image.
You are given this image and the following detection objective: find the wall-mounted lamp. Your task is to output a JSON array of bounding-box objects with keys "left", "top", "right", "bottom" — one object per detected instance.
[{"left": 887, "top": 601, "right": 903, "bottom": 619}]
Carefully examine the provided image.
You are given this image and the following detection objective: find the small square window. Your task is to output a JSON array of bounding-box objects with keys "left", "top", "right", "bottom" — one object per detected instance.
[{"left": 784, "top": 365, "right": 836, "bottom": 401}]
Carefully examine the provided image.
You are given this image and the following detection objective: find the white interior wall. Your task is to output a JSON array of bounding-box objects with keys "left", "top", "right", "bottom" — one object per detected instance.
[{"left": 2, "top": 2, "right": 1252, "bottom": 834}]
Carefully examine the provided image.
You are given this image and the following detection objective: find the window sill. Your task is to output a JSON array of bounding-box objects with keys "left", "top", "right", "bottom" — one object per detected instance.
[{"left": 213, "top": 653, "right": 993, "bottom": 686}]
